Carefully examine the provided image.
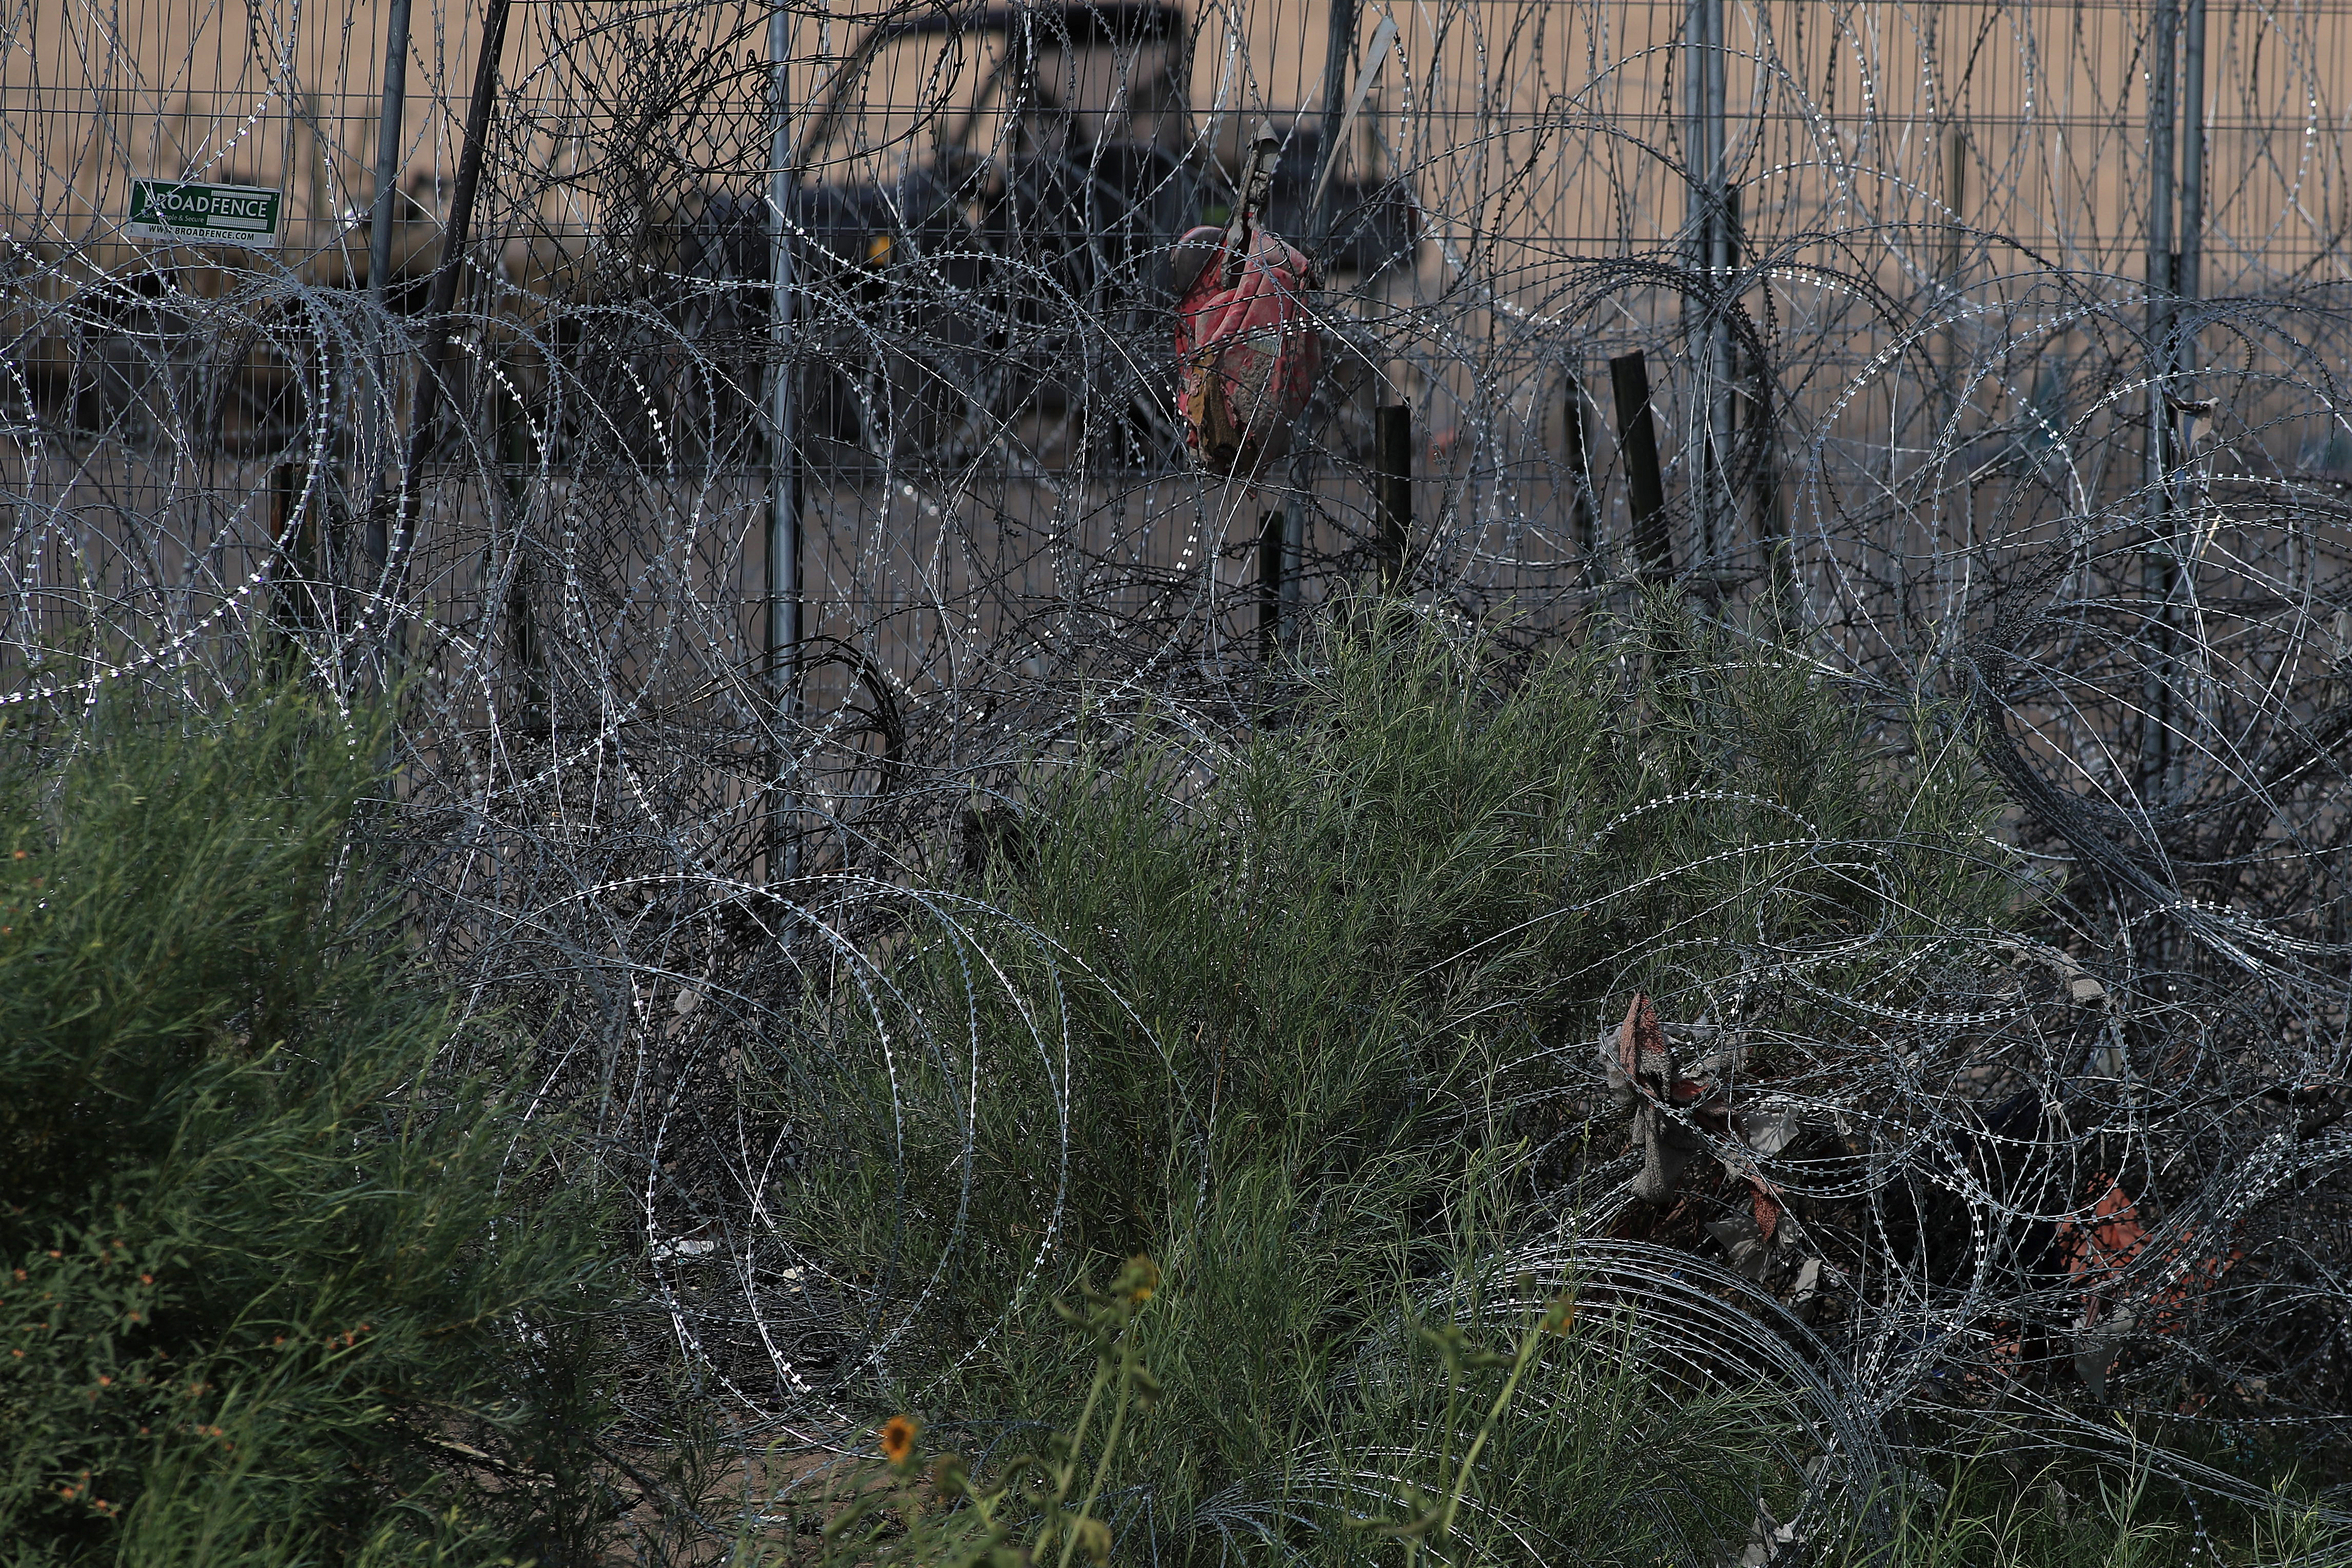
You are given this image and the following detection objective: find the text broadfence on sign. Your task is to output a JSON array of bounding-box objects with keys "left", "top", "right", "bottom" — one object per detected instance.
[{"left": 126, "top": 178, "right": 284, "bottom": 248}]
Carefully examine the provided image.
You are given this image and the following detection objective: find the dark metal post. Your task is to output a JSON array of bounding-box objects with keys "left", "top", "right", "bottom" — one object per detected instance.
[
  {"left": 1610, "top": 352, "right": 1675, "bottom": 584},
  {"left": 1258, "top": 508, "right": 1284, "bottom": 659},
  {"left": 362, "top": 0, "right": 411, "bottom": 564},
  {"left": 2179, "top": 0, "right": 2205, "bottom": 347},
  {"left": 2144, "top": 0, "right": 2181, "bottom": 808},
  {"left": 366, "top": 0, "right": 411, "bottom": 317},
  {"left": 1704, "top": 0, "right": 1732, "bottom": 558},
  {"left": 2147, "top": 0, "right": 2177, "bottom": 498},
  {"left": 1311, "top": 0, "right": 1361, "bottom": 252},
  {"left": 268, "top": 461, "right": 316, "bottom": 656},
  {"left": 766, "top": 1, "right": 802, "bottom": 882},
  {"left": 1375, "top": 404, "right": 1411, "bottom": 591},
  {"left": 378, "top": 0, "right": 514, "bottom": 571},
  {"left": 1938, "top": 119, "right": 1967, "bottom": 406},
  {"left": 1685, "top": 0, "right": 1732, "bottom": 559},
  {"left": 1282, "top": 506, "right": 1303, "bottom": 630},
  {"left": 1701, "top": 0, "right": 1727, "bottom": 278},
  {"left": 1564, "top": 371, "right": 1597, "bottom": 567},
  {"left": 498, "top": 366, "right": 546, "bottom": 717}
]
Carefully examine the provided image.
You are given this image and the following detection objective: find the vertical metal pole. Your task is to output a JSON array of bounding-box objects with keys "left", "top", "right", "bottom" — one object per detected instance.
[
  {"left": 2167, "top": 0, "right": 2207, "bottom": 820},
  {"left": 1375, "top": 404, "right": 1411, "bottom": 592},
  {"left": 1703, "top": 0, "right": 1727, "bottom": 280},
  {"left": 2147, "top": 0, "right": 2177, "bottom": 497},
  {"left": 1706, "top": 0, "right": 1732, "bottom": 566},
  {"left": 383, "top": 0, "right": 514, "bottom": 576},
  {"left": 268, "top": 460, "right": 311, "bottom": 662},
  {"left": 767, "top": 3, "right": 802, "bottom": 884},
  {"left": 1313, "top": 0, "right": 1362, "bottom": 253},
  {"left": 302, "top": 92, "right": 328, "bottom": 253},
  {"left": 500, "top": 368, "right": 547, "bottom": 717},
  {"left": 1564, "top": 371, "right": 1597, "bottom": 569},
  {"left": 1926, "top": 1, "right": 1951, "bottom": 390},
  {"left": 2144, "top": 0, "right": 2181, "bottom": 809},
  {"left": 1682, "top": 0, "right": 1705, "bottom": 255},
  {"left": 1680, "top": 0, "right": 1703, "bottom": 557},
  {"left": 1282, "top": 507, "right": 1303, "bottom": 632},
  {"left": 364, "top": 0, "right": 412, "bottom": 565},
  {"left": 2179, "top": 0, "right": 2205, "bottom": 344},
  {"left": 1686, "top": 0, "right": 1730, "bottom": 562},
  {"left": 1258, "top": 509, "right": 1284, "bottom": 659},
  {"left": 366, "top": 0, "right": 411, "bottom": 314},
  {"left": 1938, "top": 121, "right": 1967, "bottom": 401},
  {"left": 1611, "top": 352, "right": 1675, "bottom": 585}
]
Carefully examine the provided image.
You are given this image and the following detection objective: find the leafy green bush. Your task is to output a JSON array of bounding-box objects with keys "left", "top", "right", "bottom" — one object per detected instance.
[
  {"left": 766, "top": 606, "right": 2019, "bottom": 1562},
  {"left": 0, "top": 686, "right": 619, "bottom": 1565}
]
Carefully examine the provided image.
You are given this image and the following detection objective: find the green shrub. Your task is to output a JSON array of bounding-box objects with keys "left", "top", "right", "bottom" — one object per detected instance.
[
  {"left": 752, "top": 1257, "right": 1782, "bottom": 1568},
  {"left": 764, "top": 606, "right": 2019, "bottom": 1562},
  {"left": 0, "top": 685, "right": 618, "bottom": 1565}
]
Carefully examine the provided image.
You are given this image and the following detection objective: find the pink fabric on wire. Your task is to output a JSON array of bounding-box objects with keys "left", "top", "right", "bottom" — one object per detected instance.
[{"left": 1173, "top": 223, "right": 1322, "bottom": 479}]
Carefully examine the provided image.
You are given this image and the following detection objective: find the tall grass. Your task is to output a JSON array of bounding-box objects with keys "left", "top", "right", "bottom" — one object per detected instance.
[
  {"left": 764, "top": 606, "right": 2022, "bottom": 1562},
  {"left": 1828, "top": 1441, "right": 2352, "bottom": 1567},
  {"left": 0, "top": 685, "right": 622, "bottom": 1564}
]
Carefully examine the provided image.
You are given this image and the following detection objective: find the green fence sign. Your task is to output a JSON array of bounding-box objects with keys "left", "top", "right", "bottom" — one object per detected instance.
[{"left": 126, "top": 178, "right": 284, "bottom": 248}]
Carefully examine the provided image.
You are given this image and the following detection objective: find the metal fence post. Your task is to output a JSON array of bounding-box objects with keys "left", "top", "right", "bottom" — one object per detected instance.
[
  {"left": 2144, "top": 0, "right": 2180, "bottom": 807},
  {"left": 1610, "top": 352, "right": 1675, "bottom": 585},
  {"left": 1686, "top": 0, "right": 1732, "bottom": 561},
  {"left": 267, "top": 461, "right": 315, "bottom": 663},
  {"left": 2147, "top": 0, "right": 2177, "bottom": 473},
  {"left": 1312, "top": 0, "right": 1361, "bottom": 253},
  {"left": 362, "top": 0, "right": 411, "bottom": 567},
  {"left": 2179, "top": 0, "right": 2205, "bottom": 354},
  {"left": 1375, "top": 404, "right": 1411, "bottom": 591},
  {"left": 1258, "top": 508, "right": 1285, "bottom": 659},
  {"left": 380, "top": 0, "right": 514, "bottom": 582},
  {"left": 767, "top": 1, "right": 802, "bottom": 884},
  {"left": 1564, "top": 371, "right": 1598, "bottom": 571}
]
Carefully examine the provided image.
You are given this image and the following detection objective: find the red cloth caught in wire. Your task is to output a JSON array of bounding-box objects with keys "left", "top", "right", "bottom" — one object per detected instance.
[{"left": 1173, "top": 222, "right": 1322, "bottom": 480}]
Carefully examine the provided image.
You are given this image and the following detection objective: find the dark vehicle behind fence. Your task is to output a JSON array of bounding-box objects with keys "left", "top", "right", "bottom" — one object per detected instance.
[{"left": 732, "top": 3, "right": 1421, "bottom": 467}]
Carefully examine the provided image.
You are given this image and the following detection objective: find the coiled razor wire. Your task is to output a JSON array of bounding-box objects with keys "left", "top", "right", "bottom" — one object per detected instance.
[{"left": 6, "top": 0, "right": 2352, "bottom": 1553}]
